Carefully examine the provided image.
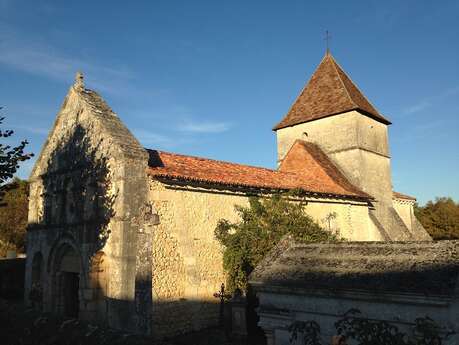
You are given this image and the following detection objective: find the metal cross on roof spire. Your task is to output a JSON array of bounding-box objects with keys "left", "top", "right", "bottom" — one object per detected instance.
[{"left": 324, "top": 30, "right": 331, "bottom": 55}]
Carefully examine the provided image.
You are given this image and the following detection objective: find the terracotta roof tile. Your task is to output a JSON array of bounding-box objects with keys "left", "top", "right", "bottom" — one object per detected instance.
[
  {"left": 147, "top": 145, "right": 370, "bottom": 199},
  {"left": 279, "top": 140, "right": 369, "bottom": 198},
  {"left": 273, "top": 53, "right": 391, "bottom": 130},
  {"left": 393, "top": 191, "right": 417, "bottom": 201}
]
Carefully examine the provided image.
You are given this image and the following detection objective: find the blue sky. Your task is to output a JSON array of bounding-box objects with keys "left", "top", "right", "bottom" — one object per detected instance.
[{"left": 1, "top": 0, "right": 458, "bottom": 205}]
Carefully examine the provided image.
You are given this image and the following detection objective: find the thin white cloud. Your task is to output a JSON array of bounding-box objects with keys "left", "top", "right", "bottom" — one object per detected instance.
[
  {"left": 178, "top": 120, "right": 231, "bottom": 133},
  {"left": 133, "top": 130, "right": 171, "bottom": 145},
  {"left": 0, "top": 25, "right": 133, "bottom": 96},
  {"left": 394, "top": 120, "right": 445, "bottom": 144},
  {"left": 403, "top": 86, "right": 459, "bottom": 115},
  {"left": 132, "top": 129, "right": 194, "bottom": 150},
  {"left": 403, "top": 101, "right": 431, "bottom": 115},
  {"left": 444, "top": 86, "right": 459, "bottom": 97}
]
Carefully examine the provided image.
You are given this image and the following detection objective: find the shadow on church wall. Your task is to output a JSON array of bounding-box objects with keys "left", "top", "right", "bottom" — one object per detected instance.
[
  {"left": 27, "top": 123, "right": 117, "bottom": 323},
  {"left": 32, "top": 124, "right": 116, "bottom": 248}
]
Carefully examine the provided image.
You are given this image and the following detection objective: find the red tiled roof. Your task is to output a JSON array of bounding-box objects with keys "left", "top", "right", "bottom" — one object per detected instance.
[
  {"left": 393, "top": 191, "right": 417, "bottom": 201},
  {"left": 279, "top": 140, "right": 369, "bottom": 198},
  {"left": 147, "top": 143, "right": 370, "bottom": 199},
  {"left": 273, "top": 53, "right": 391, "bottom": 130}
]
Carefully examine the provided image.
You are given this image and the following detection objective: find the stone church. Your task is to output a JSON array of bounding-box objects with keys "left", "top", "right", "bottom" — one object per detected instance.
[{"left": 25, "top": 52, "right": 430, "bottom": 338}]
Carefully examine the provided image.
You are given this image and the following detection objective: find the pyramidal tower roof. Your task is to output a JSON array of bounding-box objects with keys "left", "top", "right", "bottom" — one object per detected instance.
[{"left": 273, "top": 53, "right": 391, "bottom": 130}]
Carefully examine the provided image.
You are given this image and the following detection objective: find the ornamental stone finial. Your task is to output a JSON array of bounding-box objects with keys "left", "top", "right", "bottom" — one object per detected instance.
[{"left": 74, "top": 71, "right": 84, "bottom": 90}]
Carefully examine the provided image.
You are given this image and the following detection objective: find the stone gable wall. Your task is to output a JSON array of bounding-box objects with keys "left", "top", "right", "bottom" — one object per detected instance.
[
  {"left": 25, "top": 84, "right": 151, "bottom": 333},
  {"left": 304, "top": 198, "right": 384, "bottom": 241}
]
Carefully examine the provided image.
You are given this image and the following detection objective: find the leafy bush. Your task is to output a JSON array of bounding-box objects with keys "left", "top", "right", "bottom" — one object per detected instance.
[
  {"left": 335, "top": 309, "right": 451, "bottom": 345},
  {"left": 214, "top": 192, "right": 339, "bottom": 292},
  {"left": 0, "top": 178, "right": 29, "bottom": 256},
  {"left": 415, "top": 197, "right": 459, "bottom": 240},
  {"left": 287, "top": 309, "right": 452, "bottom": 345},
  {"left": 0, "top": 113, "right": 33, "bottom": 203}
]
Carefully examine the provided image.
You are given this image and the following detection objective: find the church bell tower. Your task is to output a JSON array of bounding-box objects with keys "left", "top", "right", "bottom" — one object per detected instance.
[{"left": 273, "top": 52, "right": 412, "bottom": 239}]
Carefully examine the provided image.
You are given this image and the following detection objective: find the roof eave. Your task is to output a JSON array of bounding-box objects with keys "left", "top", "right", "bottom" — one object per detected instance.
[{"left": 147, "top": 172, "right": 373, "bottom": 201}]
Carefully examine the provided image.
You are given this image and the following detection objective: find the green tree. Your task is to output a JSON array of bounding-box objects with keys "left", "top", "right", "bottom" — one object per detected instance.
[
  {"left": 0, "top": 111, "right": 33, "bottom": 203},
  {"left": 0, "top": 178, "right": 29, "bottom": 256},
  {"left": 214, "top": 193, "right": 339, "bottom": 292},
  {"left": 415, "top": 197, "right": 459, "bottom": 240}
]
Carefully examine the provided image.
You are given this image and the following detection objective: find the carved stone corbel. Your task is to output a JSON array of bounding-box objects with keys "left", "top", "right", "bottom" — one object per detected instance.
[{"left": 132, "top": 202, "right": 160, "bottom": 231}]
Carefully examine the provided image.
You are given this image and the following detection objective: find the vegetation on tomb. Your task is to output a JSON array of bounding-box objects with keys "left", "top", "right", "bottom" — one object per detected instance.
[
  {"left": 0, "top": 178, "right": 29, "bottom": 256},
  {"left": 0, "top": 112, "right": 33, "bottom": 203},
  {"left": 289, "top": 308, "right": 450, "bottom": 345},
  {"left": 214, "top": 192, "right": 339, "bottom": 292},
  {"left": 415, "top": 197, "right": 459, "bottom": 240}
]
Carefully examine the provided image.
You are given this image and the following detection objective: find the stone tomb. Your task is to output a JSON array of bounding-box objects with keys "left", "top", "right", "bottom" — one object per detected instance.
[{"left": 250, "top": 238, "right": 459, "bottom": 345}]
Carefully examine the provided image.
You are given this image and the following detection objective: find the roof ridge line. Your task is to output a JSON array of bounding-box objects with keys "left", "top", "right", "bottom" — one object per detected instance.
[
  {"left": 277, "top": 140, "right": 371, "bottom": 198},
  {"left": 78, "top": 87, "right": 116, "bottom": 115},
  {"left": 329, "top": 55, "right": 359, "bottom": 110},
  {"left": 331, "top": 56, "right": 385, "bottom": 120},
  {"left": 147, "top": 148, "right": 280, "bottom": 173},
  {"left": 272, "top": 54, "right": 329, "bottom": 131},
  {"left": 278, "top": 138, "right": 307, "bottom": 171},
  {"left": 298, "top": 140, "right": 371, "bottom": 198}
]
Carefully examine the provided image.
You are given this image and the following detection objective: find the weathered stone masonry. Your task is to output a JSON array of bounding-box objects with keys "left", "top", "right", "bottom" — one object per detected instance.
[
  {"left": 25, "top": 75, "right": 153, "bottom": 333},
  {"left": 147, "top": 180, "right": 385, "bottom": 337}
]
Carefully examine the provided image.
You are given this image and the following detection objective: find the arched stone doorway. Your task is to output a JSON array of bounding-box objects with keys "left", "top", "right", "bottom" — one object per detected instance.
[{"left": 53, "top": 244, "right": 81, "bottom": 318}]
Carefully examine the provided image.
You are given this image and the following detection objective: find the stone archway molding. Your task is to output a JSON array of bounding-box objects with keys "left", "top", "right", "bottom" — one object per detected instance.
[
  {"left": 47, "top": 235, "right": 83, "bottom": 275},
  {"left": 46, "top": 235, "right": 85, "bottom": 316}
]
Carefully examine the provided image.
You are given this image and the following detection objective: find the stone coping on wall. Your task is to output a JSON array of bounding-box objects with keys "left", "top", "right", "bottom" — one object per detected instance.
[{"left": 249, "top": 236, "right": 459, "bottom": 298}]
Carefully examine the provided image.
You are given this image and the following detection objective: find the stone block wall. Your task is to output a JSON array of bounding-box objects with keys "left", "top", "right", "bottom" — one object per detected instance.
[
  {"left": 148, "top": 180, "right": 383, "bottom": 337},
  {"left": 149, "top": 180, "right": 250, "bottom": 337},
  {"left": 392, "top": 198, "right": 431, "bottom": 240},
  {"left": 277, "top": 112, "right": 361, "bottom": 163},
  {"left": 393, "top": 198, "right": 415, "bottom": 231},
  {"left": 303, "top": 198, "right": 384, "bottom": 241}
]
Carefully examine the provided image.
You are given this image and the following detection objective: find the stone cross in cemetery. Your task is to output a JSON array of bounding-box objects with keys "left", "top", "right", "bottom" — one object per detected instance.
[{"left": 213, "top": 283, "right": 231, "bottom": 327}]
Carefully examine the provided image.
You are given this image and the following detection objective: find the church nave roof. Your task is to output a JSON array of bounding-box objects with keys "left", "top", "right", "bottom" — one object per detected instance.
[{"left": 147, "top": 141, "right": 370, "bottom": 200}]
